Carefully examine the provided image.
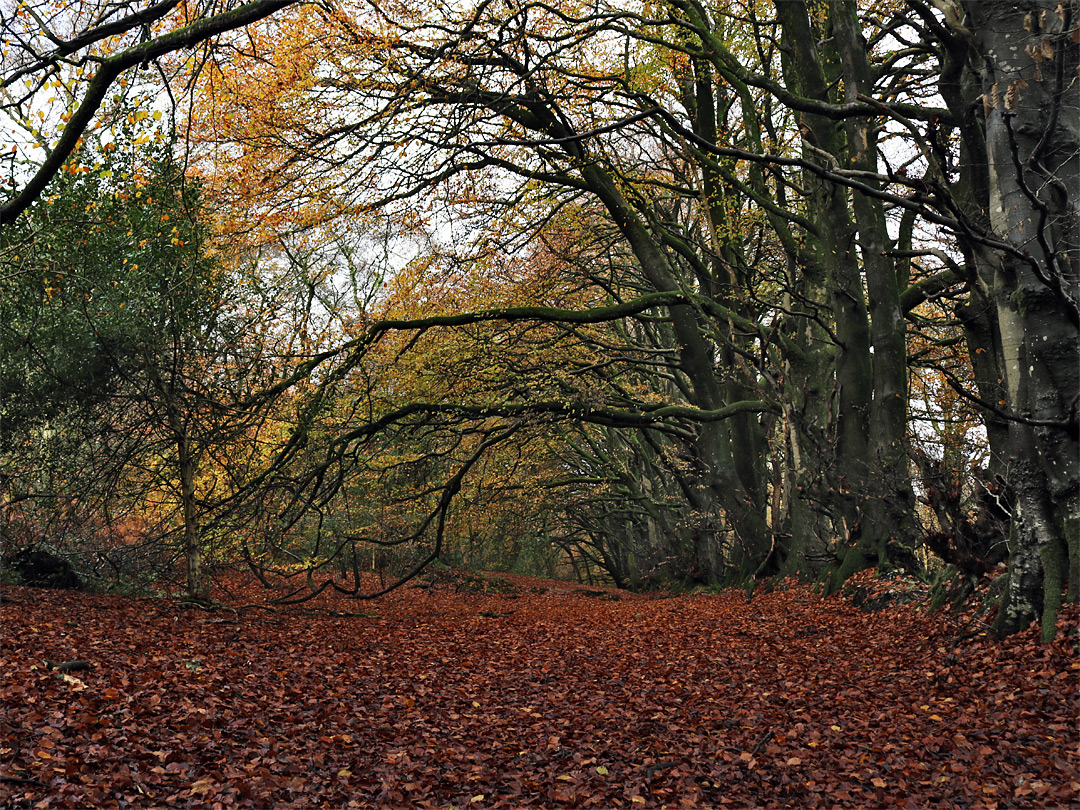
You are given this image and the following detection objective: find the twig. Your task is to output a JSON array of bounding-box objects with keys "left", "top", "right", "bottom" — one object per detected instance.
[
  {"left": 644, "top": 760, "right": 679, "bottom": 779},
  {"left": 0, "top": 776, "right": 46, "bottom": 787},
  {"left": 750, "top": 730, "right": 775, "bottom": 755}
]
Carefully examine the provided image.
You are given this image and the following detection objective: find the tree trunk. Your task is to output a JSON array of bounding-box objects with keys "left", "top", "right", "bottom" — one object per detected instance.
[
  {"left": 775, "top": 0, "right": 887, "bottom": 587},
  {"left": 831, "top": 0, "right": 919, "bottom": 559},
  {"left": 962, "top": 0, "right": 1080, "bottom": 639},
  {"left": 178, "top": 428, "right": 210, "bottom": 603}
]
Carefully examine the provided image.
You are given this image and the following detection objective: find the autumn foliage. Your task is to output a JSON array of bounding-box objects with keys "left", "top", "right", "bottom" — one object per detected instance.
[
  {"left": 1, "top": 572, "right": 1076, "bottom": 809},
  {"left": 2, "top": 1, "right": 1078, "bottom": 803}
]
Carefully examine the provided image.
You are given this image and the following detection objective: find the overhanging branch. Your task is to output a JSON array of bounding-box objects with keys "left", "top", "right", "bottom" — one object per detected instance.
[{"left": 1, "top": 0, "right": 299, "bottom": 225}]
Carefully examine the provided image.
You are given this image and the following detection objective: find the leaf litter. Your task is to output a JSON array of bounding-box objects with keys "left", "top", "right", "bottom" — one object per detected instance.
[{"left": 0, "top": 571, "right": 1076, "bottom": 809}]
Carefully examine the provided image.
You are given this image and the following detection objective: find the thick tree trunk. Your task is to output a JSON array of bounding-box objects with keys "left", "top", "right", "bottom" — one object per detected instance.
[
  {"left": 579, "top": 162, "right": 775, "bottom": 575},
  {"left": 937, "top": 14, "right": 1013, "bottom": 474},
  {"left": 832, "top": 0, "right": 919, "bottom": 558},
  {"left": 961, "top": 0, "right": 1080, "bottom": 639},
  {"left": 776, "top": 0, "right": 902, "bottom": 588}
]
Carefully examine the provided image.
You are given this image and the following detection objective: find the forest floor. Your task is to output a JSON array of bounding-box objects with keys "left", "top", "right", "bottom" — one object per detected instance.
[{"left": 0, "top": 569, "right": 1077, "bottom": 809}]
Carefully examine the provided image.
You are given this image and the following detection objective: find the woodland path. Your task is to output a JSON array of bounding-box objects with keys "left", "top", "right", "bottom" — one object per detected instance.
[{"left": 1, "top": 571, "right": 1076, "bottom": 808}]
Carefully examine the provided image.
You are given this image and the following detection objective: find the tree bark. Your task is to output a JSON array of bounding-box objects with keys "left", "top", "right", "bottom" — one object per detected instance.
[
  {"left": 961, "top": 0, "right": 1080, "bottom": 638},
  {"left": 177, "top": 427, "right": 210, "bottom": 603}
]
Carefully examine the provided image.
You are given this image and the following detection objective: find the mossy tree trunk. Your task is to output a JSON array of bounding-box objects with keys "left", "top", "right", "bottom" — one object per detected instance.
[{"left": 958, "top": 0, "right": 1080, "bottom": 640}]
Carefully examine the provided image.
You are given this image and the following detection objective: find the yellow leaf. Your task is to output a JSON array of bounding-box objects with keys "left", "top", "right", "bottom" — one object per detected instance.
[
  {"left": 471, "top": 795, "right": 485, "bottom": 803},
  {"left": 58, "top": 673, "right": 86, "bottom": 690},
  {"left": 872, "top": 778, "right": 887, "bottom": 788},
  {"left": 337, "top": 769, "right": 352, "bottom": 778},
  {"left": 190, "top": 779, "right": 214, "bottom": 796},
  {"left": 596, "top": 766, "right": 609, "bottom": 775},
  {"left": 632, "top": 797, "right": 646, "bottom": 804},
  {"left": 929, "top": 714, "right": 943, "bottom": 721}
]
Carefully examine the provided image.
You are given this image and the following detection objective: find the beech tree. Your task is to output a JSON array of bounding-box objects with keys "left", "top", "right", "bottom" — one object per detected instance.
[{"left": 952, "top": 0, "right": 1079, "bottom": 637}]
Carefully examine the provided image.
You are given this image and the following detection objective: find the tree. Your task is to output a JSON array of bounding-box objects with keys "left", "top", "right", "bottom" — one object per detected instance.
[
  {"left": 952, "top": 0, "right": 1079, "bottom": 637},
  {"left": 0, "top": 131, "right": 308, "bottom": 601}
]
